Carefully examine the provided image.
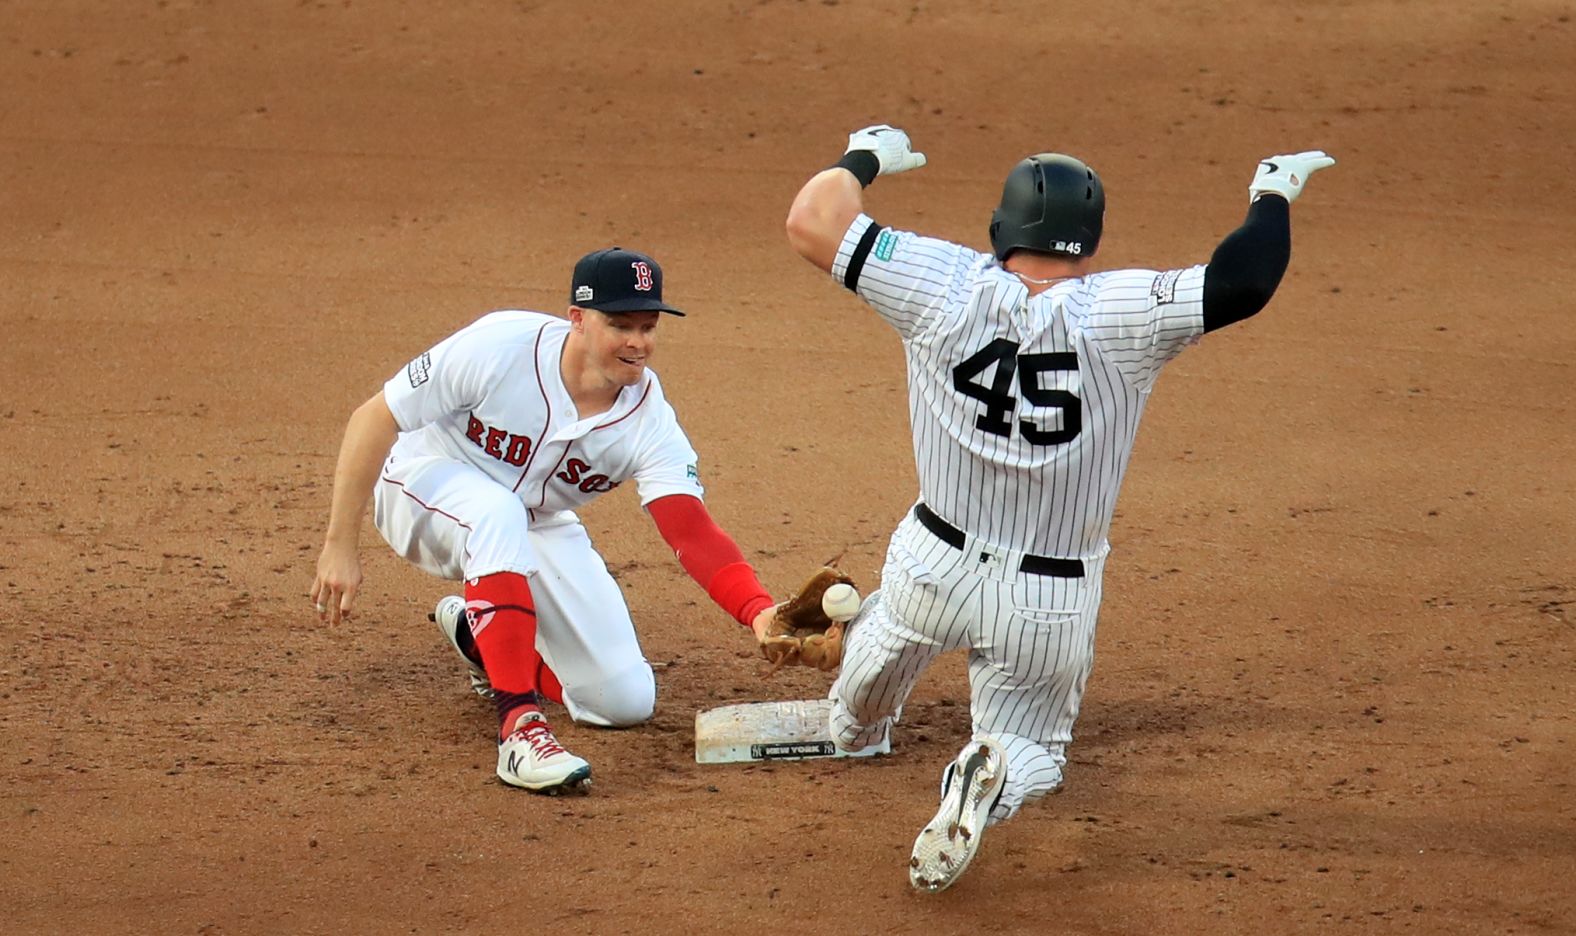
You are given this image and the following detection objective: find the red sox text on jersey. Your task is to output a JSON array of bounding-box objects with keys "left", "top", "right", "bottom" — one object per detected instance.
[
  {"left": 384, "top": 311, "right": 692, "bottom": 516},
  {"left": 462, "top": 417, "right": 618, "bottom": 494},
  {"left": 464, "top": 414, "right": 533, "bottom": 466}
]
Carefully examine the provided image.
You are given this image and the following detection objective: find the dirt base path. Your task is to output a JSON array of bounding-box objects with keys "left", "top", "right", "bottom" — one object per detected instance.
[{"left": 3, "top": 3, "right": 1573, "bottom": 933}]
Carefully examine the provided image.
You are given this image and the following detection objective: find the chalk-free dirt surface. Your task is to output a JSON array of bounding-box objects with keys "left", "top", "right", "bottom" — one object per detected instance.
[{"left": 3, "top": 2, "right": 1573, "bottom": 933}]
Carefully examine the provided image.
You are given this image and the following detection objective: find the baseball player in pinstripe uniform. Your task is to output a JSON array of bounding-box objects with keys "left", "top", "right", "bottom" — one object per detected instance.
[{"left": 786, "top": 125, "right": 1334, "bottom": 890}]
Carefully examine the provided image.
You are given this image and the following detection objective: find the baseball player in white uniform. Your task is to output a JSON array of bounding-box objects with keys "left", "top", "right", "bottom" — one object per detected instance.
[
  {"left": 786, "top": 125, "right": 1334, "bottom": 890},
  {"left": 311, "top": 248, "right": 786, "bottom": 795}
]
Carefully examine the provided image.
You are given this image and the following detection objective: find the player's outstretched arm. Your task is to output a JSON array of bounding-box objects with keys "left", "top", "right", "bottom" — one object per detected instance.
[
  {"left": 1201, "top": 151, "right": 1335, "bottom": 332},
  {"left": 646, "top": 493, "right": 776, "bottom": 630},
  {"left": 644, "top": 496, "right": 847, "bottom": 671},
  {"left": 786, "top": 124, "right": 926, "bottom": 273},
  {"left": 311, "top": 391, "right": 400, "bottom": 624}
]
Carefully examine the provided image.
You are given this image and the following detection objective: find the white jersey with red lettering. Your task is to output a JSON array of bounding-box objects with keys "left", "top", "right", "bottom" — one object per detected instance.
[
  {"left": 384, "top": 309, "right": 702, "bottom": 522},
  {"left": 371, "top": 310, "right": 703, "bottom": 727},
  {"left": 826, "top": 213, "right": 1208, "bottom": 819}
]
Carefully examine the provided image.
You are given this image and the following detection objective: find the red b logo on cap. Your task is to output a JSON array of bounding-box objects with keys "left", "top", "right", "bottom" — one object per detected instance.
[{"left": 631, "top": 261, "right": 654, "bottom": 291}]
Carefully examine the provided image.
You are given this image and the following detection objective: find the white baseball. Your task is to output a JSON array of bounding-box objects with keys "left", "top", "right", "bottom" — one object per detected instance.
[{"left": 821, "top": 583, "right": 862, "bottom": 622}]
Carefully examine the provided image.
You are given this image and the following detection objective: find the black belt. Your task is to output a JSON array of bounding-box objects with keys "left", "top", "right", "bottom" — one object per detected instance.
[{"left": 913, "top": 503, "right": 1085, "bottom": 578}]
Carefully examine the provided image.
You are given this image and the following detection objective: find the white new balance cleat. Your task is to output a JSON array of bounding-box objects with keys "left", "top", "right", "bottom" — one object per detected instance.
[
  {"left": 430, "top": 595, "right": 495, "bottom": 700},
  {"left": 909, "top": 738, "right": 1006, "bottom": 893},
  {"left": 496, "top": 712, "right": 592, "bottom": 795}
]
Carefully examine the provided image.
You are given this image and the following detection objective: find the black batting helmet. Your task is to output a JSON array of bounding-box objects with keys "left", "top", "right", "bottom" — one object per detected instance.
[{"left": 988, "top": 153, "right": 1105, "bottom": 261}]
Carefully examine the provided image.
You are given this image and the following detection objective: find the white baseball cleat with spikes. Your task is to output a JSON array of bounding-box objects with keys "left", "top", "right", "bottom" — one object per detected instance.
[
  {"left": 909, "top": 738, "right": 1006, "bottom": 892},
  {"left": 496, "top": 712, "right": 591, "bottom": 795}
]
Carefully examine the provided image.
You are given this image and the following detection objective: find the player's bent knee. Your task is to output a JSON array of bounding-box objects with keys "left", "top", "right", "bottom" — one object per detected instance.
[
  {"left": 469, "top": 488, "right": 531, "bottom": 533},
  {"left": 564, "top": 662, "right": 656, "bottom": 728}
]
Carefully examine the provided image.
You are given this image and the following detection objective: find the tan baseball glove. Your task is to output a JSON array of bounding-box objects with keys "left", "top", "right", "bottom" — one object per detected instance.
[{"left": 759, "top": 565, "right": 858, "bottom": 673}]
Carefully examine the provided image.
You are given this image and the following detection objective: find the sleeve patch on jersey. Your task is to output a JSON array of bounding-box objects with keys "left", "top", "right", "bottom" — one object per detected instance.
[
  {"left": 406, "top": 352, "right": 432, "bottom": 388},
  {"left": 1150, "top": 270, "right": 1182, "bottom": 305},
  {"left": 874, "top": 229, "right": 898, "bottom": 262},
  {"left": 686, "top": 463, "right": 699, "bottom": 481}
]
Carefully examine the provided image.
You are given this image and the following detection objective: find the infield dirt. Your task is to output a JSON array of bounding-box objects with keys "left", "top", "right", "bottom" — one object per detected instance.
[{"left": 3, "top": 2, "right": 1573, "bottom": 934}]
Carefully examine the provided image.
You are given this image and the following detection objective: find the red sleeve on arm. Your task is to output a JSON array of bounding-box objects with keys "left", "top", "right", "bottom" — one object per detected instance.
[{"left": 647, "top": 495, "right": 774, "bottom": 628}]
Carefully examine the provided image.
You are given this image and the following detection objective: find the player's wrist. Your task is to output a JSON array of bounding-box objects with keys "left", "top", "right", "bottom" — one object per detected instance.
[
  {"left": 706, "top": 561, "right": 774, "bottom": 628},
  {"left": 322, "top": 529, "right": 360, "bottom": 548},
  {"left": 832, "top": 150, "right": 880, "bottom": 188},
  {"left": 741, "top": 595, "right": 777, "bottom": 631}
]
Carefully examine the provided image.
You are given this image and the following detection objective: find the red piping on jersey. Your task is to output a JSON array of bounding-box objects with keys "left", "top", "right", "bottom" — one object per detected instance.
[
  {"left": 382, "top": 475, "right": 476, "bottom": 564},
  {"left": 537, "top": 441, "right": 574, "bottom": 509},
  {"left": 594, "top": 381, "right": 653, "bottom": 430},
  {"left": 382, "top": 476, "right": 474, "bottom": 530},
  {"left": 534, "top": 380, "right": 651, "bottom": 506},
  {"left": 512, "top": 324, "right": 553, "bottom": 494}
]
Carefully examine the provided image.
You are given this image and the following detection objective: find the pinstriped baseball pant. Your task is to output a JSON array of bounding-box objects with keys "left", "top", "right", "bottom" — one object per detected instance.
[{"left": 831, "top": 510, "right": 1105, "bottom": 823}]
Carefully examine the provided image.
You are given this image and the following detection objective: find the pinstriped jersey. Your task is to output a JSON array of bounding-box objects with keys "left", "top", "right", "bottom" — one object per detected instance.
[
  {"left": 382, "top": 311, "right": 704, "bottom": 513},
  {"left": 832, "top": 214, "right": 1207, "bottom": 559}
]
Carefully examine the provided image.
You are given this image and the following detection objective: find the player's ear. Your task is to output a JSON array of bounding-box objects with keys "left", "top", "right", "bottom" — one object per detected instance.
[{"left": 567, "top": 305, "right": 587, "bottom": 332}]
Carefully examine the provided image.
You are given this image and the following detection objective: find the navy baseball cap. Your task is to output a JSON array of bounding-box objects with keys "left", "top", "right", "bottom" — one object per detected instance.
[{"left": 570, "top": 247, "right": 684, "bottom": 316}]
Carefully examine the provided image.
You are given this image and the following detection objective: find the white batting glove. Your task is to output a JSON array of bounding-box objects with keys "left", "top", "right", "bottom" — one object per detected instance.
[
  {"left": 846, "top": 124, "right": 927, "bottom": 176},
  {"left": 1248, "top": 150, "right": 1336, "bottom": 204}
]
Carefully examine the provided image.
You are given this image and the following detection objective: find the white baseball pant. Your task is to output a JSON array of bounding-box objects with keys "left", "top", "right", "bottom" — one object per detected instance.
[
  {"left": 830, "top": 510, "right": 1106, "bottom": 822},
  {"left": 373, "top": 453, "right": 655, "bottom": 727}
]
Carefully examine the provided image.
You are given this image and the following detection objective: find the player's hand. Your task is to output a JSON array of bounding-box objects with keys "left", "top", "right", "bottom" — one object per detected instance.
[
  {"left": 311, "top": 540, "right": 363, "bottom": 625},
  {"left": 1248, "top": 150, "right": 1336, "bottom": 204},
  {"left": 750, "top": 604, "right": 778, "bottom": 642},
  {"left": 846, "top": 124, "right": 927, "bottom": 176},
  {"left": 751, "top": 603, "right": 800, "bottom": 669}
]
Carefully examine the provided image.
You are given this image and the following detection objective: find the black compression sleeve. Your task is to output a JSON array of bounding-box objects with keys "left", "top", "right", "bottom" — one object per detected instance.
[{"left": 1201, "top": 195, "right": 1291, "bottom": 332}]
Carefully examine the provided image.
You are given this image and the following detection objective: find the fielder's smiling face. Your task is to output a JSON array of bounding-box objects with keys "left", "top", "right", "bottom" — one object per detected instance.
[{"left": 580, "top": 308, "right": 660, "bottom": 386}]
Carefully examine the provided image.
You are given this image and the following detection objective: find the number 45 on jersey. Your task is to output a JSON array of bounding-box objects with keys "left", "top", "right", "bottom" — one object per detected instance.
[{"left": 952, "top": 338, "right": 1081, "bottom": 445}]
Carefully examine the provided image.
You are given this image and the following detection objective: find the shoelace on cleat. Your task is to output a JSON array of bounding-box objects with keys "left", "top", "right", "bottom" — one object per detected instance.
[{"left": 518, "top": 722, "right": 567, "bottom": 759}]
